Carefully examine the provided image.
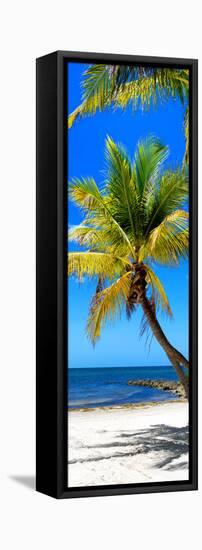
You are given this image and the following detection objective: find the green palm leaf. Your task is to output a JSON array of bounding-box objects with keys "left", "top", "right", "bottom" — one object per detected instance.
[
  {"left": 146, "top": 265, "right": 172, "bottom": 316},
  {"left": 115, "top": 69, "right": 189, "bottom": 110},
  {"left": 68, "top": 67, "right": 189, "bottom": 126},
  {"left": 68, "top": 65, "right": 110, "bottom": 128},
  {"left": 68, "top": 225, "right": 105, "bottom": 249},
  {"left": 134, "top": 136, "right": 169, "bottom": 197},
  {"left": 143, "top": 210, "right": 189, "bottom": 265},
  {"left": 69, "top": 177, "right": 103, "bottom": 210},
  {"left": 86, "top": 272, "right": 132, "bottom": 343},
  {"left": 145, "top": 170, "right": 188, "bottom": 234},
  {"left": 183, "top": 107, "right": 189, "bottom": 166},
  {"left": 68, "top": 107, "right": 82, "bottom": 128},
  {"left": 105, "top": 136, "right": 137, "bottom": 241},
  {"left": 68, "top": 251, "right": 129, "bottom": 280},
  {"left": 68, "top": 175, "right": 136, "bottom": 259}
]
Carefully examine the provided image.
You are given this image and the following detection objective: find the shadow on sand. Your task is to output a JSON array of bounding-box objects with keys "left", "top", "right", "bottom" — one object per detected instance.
[
  {"left": 117, "top": 424, "right": 189, "bottom": 470},
  {"left": 71, "top": 424, "right": 189, "bottom": 471}
]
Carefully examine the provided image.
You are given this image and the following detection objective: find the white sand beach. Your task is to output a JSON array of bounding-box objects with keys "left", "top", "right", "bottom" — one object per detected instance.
[{"left": 68, "top": 401, "right": 189, "bottom": 487}]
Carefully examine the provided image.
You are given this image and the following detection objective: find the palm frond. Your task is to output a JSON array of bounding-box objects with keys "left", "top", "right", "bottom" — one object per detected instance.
[
  {"left": 68, "top": 251, "right": 129, "bottom": 280},
  {"left": 115, "top": 69, "right": 189, "bottom": 110},
  {"left": 68, "top": 107, "right": 81, "bottom": 128},
  {"left": 139, "top": 302, "right": 155, "bottom": 352},
  {"left": 81, "top": 64, "right": 111, "bottom": 109},
  {"left": 69, "top": 177, "right": 103, "bottom": 211},
  {"left": 146, "top": 265, "right": 172, "bottom": 316},
  {"left": 150, "top": 229, "right": 189, "bottom": 265},
  {"left": 105, "top": 136, "right": 138, "bottom": 241},
  {"left": 68, "top": 225, "right": 105, "bottom": 249},
  {"left": 183, "top": 106, "right": 189, "bottom": 166},
  {"left": 68, "top": 67, "right": 189, "bottom": 127},
  {"left": 69, "top": 176, "right": 136, "bottom": 259},
  {"left": 134, "top": 136, "right": 169, "bottom": 197},
  {"left": 145, "top": 170, "right": 188, "bottom": 234},
  {"left": 86, "top": 272, "right": 132, "bottom": 343},
  {"left": 142, "top": 210, "right": 189, "bottom": 265},
  {"left": 68, "top": 65, "right": 110, "bottom": 126},
  {"left": 69, "top": 222, "right": 134, "bottom": 257}
]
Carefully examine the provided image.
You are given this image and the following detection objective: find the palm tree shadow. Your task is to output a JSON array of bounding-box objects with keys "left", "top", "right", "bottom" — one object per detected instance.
[
  {"left": 9, "top": 475, "right": 35, "bottom": 491},
  {"left": 118, "top": 424, "right": 189, "bottom": 470},
  {"left": 81, "top": 424, "right": 189, "bottom": 471}
]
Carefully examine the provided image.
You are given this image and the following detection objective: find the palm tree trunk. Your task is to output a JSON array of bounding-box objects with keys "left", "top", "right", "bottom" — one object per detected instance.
[{"left": 141, "top": 295, "right": 189, "bottom": 398}]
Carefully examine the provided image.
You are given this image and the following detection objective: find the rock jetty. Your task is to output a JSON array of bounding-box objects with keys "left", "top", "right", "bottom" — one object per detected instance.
[{"left": 127, "top": 379, "right": 186, "bottom": 399}]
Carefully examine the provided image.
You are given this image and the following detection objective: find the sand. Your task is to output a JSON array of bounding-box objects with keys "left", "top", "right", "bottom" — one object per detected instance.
[{"left": 67, "top": 401, "right": 189, "bottom": 487}]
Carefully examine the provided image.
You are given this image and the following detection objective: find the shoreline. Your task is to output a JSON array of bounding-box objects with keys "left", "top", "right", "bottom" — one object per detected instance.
[
  {"left": 68, "top": 397, "right": 186, "bottom": 413},
  {"left": 67, "top": 401, "right": 189, "bottom": 487}
]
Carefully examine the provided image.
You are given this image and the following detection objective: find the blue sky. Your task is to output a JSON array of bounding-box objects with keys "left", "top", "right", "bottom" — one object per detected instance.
[{"left": 67, "top": 62, "right": 189, "bottom": 369}]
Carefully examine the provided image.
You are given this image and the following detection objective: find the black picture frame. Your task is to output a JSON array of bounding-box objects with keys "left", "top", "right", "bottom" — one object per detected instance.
[{"left": 36, "top": 50, "right": 198, "bottom": 499}]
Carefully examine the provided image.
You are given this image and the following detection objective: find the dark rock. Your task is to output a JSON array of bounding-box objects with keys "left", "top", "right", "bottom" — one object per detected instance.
[{"left": 127, "top": 379, "right": 186, "bottom": 399}]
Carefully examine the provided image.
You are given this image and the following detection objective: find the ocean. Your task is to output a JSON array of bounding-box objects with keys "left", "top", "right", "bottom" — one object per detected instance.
[{"left": 68, "top": 366, "right": 179, "bottom": 409}]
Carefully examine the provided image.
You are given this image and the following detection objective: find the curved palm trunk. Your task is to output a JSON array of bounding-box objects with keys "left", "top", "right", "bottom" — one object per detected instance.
[{"left": 141, "top": 295, "right": 189, "bottom": 398}]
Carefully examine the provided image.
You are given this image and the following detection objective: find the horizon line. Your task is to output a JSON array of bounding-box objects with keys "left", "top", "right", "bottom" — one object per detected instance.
[{"left": 68, "top": 364, "right": 173, "bottom": 370}]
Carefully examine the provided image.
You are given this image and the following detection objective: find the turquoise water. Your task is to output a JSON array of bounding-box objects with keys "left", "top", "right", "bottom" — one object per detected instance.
[{"left": 68, "top": 366, "right": 179, "bottom": 409}]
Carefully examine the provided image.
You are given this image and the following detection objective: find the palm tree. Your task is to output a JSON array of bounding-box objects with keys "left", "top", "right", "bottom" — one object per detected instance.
[
  {"left": 68, "top": 65, "right": 189, "bottom": 165},
  {"left": 68, "top": 136, "right": 189, "bottom": 396}
]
